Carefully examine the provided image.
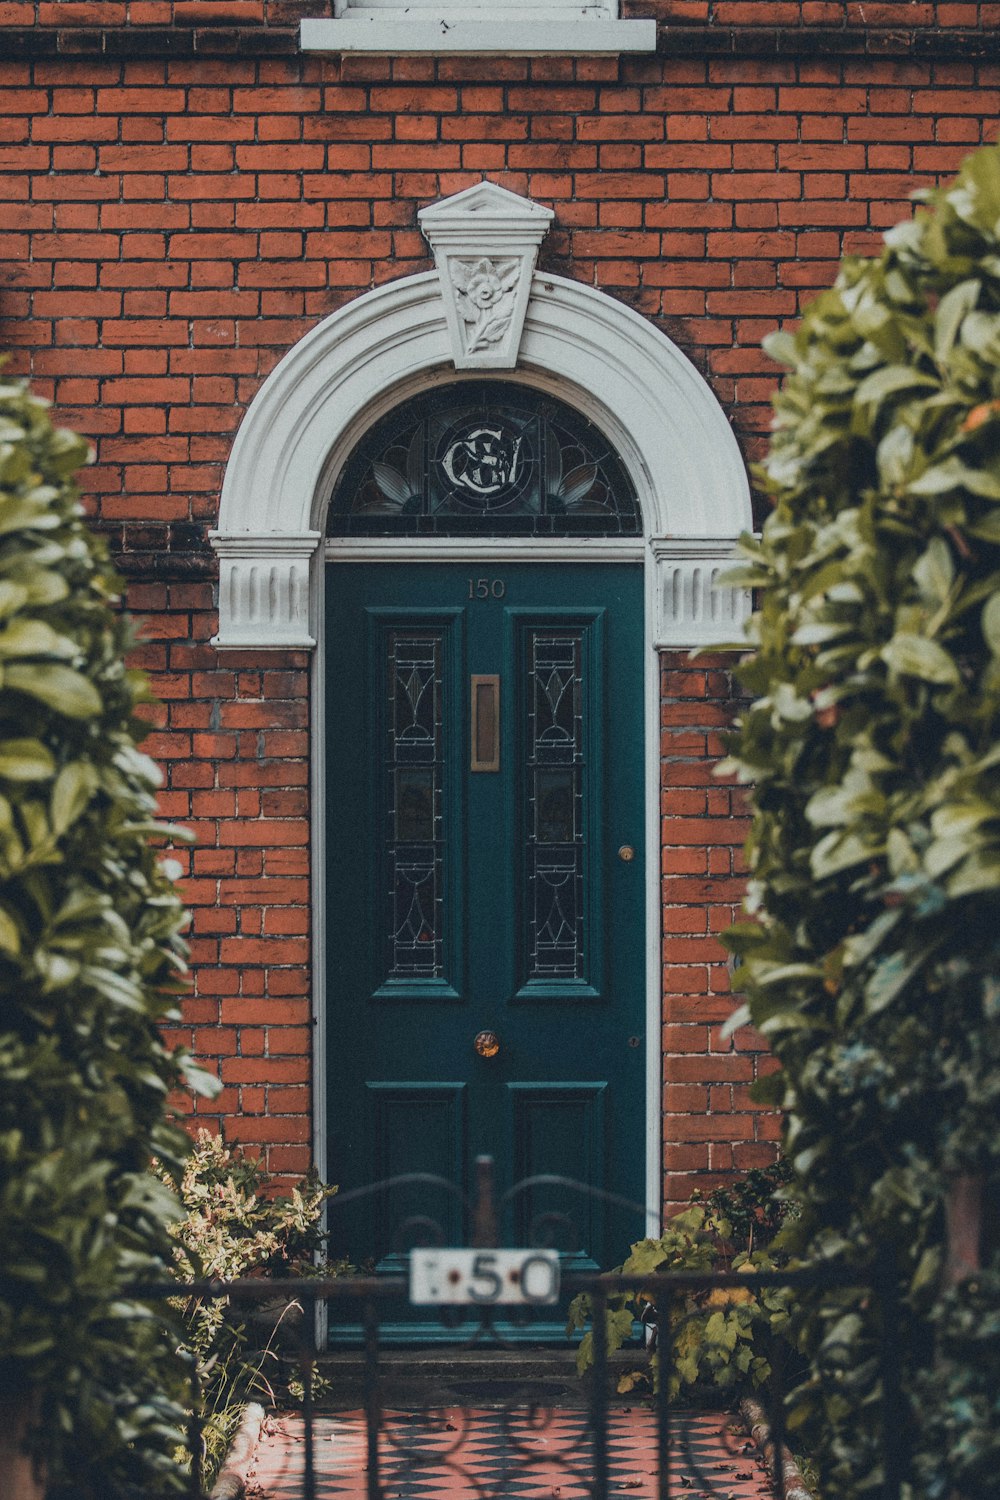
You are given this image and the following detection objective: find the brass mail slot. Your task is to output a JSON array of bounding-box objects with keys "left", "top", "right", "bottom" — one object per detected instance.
[{"left": 470, "top": 674, "right": 500, "bottom": 773}]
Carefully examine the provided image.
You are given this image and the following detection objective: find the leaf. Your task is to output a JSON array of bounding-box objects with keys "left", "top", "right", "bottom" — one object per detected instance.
[
  {"left": 810, "top": 830, "right": 876, "bottom": 879},
  {"left": 853, "top": 365, "right": 938, "bottom": 410},
  {"left": 912, "top": 537, "right": 955, "bottom": 605},
  {"left": 757, "top": 962, "right": 827, "bottom": 987},
  {"left": 908, "top": 458, "right": 1000, "bottom": 501},
  {"left": 966, "top": 509, "right": 1000, "bottom": 543},
  {"left": 719, "top": 1002, "right": 751, "bottom": 1039},
  {"left": 0, "top": 496, "right": 63, "bottom": 536},
  {"left": 608, "top": 1306, "right": 637, "bottom": 1353},
  {"left": 0, "top": 581, "right": 28, "bottom": 618},
  {"left": 946, "top": 850, "right": 1000, "bottom": 896},
  {"left": 876, "top": 423, "right": 915, "bottom": 487},
  {"left": 934, "top": 278, "right": 980, "bottom": 363},
  {"left": 704, "top": 1310, "right": 739, "bottom": 1351},
  {"left": 762, "top": 328, "right": 798, "bottom": 366},
  {"left": 4, "top": 663, "right": 102, "bottom": 718},
  {"left": 0, "top": 618, "right": 77, "bottom": 660},
  {"left": 450, "top": 261, "right": 471, "bottom": 292},
  {"left": 924, "top": 833, "right": 970, "bottom": 879},
  {"left": 496, "top": 259, "right": 520, "bottom": 292},
  {"left": 982, "top": 593, "right": 1000, "bottom": 655},
  {"left": 805, "top": 783, "right": 855, "bottom": 829},
  {"left": 791, "top": 621, "right": 853, "bottom": 647},
  {"left": 51, "top": 762, "right": 96, "bottom": 837},
  {"left": 880, "top": 633, "right": 960, "bottom": 684},
  {"left": 863, "top": 949, "right": 927, "bottom": 1016},
  {"left": 0, "top": 905, "right": 20, "bottom": 955},
  {"left": 930, "top": 800, "right": 994, "bottom": 838},
  {"left": 0, "top": 738, "right": 55, "bottom": 781}
]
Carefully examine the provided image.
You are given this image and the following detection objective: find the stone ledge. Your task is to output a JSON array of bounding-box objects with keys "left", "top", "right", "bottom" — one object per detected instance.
[{"left": 300, "top": 14, "right": 656, "bottom": 54}]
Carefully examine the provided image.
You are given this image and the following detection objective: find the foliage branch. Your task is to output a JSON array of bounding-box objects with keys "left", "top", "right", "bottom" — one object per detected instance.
[
  {"left": 0, "top": 377, "right": 216, "bottom": 1498},
  {"left": 567, "top": 1161, "right": 795, "bottom": 1399},
  {"left": 159, "top": 1131, "right": 346, "bottom": 1486},
  {"left": 720, "top": 144, "right": 1000, "bottom": 1496}
]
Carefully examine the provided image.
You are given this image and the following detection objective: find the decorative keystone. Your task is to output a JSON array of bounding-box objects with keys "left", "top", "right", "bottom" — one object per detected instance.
[{"left": 418, "top": 182, "right": 554, "bottom": 371}]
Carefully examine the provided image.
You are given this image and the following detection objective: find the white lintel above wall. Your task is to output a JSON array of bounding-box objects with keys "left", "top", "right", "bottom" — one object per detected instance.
[{"left": 299, "top": 13, "right": 656, "bottom": 54}]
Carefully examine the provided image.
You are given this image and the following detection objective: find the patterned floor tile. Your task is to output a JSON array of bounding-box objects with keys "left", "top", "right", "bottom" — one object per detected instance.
[{"left": 247, "top": 1408, "right": 775, "bottom": 1500}]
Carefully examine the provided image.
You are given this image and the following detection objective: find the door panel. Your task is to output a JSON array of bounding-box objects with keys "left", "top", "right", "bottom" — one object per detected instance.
[
  {"left": 508, "top": 1081, "right": 607, "bottom": 1266},
  {"left": 326, "top": 562, "right": 645, "bottom": 1297},
  {"left": 367, "top": 1082, "right": 467, "bottom": 1257}
]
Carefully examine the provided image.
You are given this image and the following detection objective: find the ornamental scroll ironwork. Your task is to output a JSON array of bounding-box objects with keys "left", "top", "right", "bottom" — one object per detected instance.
[{"left": 327, "top": 382, "right": 642, "bottom": 538}]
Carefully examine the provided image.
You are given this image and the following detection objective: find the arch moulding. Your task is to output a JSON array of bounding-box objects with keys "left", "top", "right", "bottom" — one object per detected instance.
[{"left": 212, "top": 260, "right": 753, "bottom": 650}]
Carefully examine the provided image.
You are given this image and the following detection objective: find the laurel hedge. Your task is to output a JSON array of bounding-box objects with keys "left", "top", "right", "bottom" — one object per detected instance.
[
  {"left": 722, "top": 144, "right": 1000, "bottom": 1497},
  {"left": 0, "top": 378, "right": 215, "bottom": 1497}
]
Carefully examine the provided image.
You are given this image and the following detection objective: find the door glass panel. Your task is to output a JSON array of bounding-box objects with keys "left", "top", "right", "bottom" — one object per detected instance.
[
  {"left": 386, "top": 632, "right": 444, "bottom": 979},
  {"left": 526, "top": 630, "right": 585, "bottom": 981},
  {"left": 327, "top": 380, "right": 641, "bottom": 538}
]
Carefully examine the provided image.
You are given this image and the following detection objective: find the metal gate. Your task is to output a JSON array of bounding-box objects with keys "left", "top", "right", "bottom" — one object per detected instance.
[{"left": 144, "top": 1157, "right": 906, "bottom": 1500}]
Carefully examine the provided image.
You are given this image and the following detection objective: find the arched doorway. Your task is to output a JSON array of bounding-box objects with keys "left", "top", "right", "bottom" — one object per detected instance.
[
  {"left": 212, "top": 197, "right": 753, "bottom": 1289},
  {"left": 323, "top": 380, "right": 647, "bottom": 1309}
]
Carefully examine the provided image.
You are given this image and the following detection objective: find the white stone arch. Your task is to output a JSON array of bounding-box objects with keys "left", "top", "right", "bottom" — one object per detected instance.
[
  {"left": 212, "top": 206, "right": 754, "bottom": 1218},
  {"left": 212, "top": 268, "right": 752, "bottom": 649}
]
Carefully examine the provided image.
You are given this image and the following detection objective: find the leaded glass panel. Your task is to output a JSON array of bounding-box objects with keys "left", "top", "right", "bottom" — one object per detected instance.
[
  {"left": 525, "top": 630, "right": 586, "bottom": 981},
  {"left": 328, "top": 381, "right": 641, "bottom": 538},
  {"left": 385, "top": 632, "right": 444, "bottom": 979}
]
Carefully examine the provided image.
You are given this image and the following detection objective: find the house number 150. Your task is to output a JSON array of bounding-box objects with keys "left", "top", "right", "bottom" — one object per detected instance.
[{"left": 468, "top": 577, "right": 506, "bottom": 600}]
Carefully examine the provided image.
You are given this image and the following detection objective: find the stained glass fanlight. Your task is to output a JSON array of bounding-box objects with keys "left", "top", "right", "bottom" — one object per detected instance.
[{"left": 327, "top": 380, "right": 641, "bottom": 537}]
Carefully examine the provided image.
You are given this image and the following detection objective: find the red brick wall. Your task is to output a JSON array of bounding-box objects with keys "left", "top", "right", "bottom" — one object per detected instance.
[
  {"left": 128, "top": 583, "right": 315, "bottom": 1176},
  {"left": 1, "top": 40, "right": 996, "bottom": 486},
  {"left": 659, "top": 653, "right": 778, "bottom": 1211},
  {"left": 0, "top": 8, "right": 996, "bottom": 1197},
  {"left": 2, "top": 3, "right": 999, "bottom": 28}
]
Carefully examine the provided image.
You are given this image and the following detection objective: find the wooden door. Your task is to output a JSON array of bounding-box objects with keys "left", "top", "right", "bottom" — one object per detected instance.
[{"left": 325, "top": 561, "right": 645, "bottom": 1332}]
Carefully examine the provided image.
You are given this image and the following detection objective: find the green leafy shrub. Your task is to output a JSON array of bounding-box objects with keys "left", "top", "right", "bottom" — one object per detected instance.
[
  {"left": 721, "top": 144, "right": 1000, "bottom": 1495},
  {"left": 692, "top": 1158, "right": 794, "bottom": 1254},
  {"left": 0, "top": 378, "right": 215, "bottom": 1497},
  {"left": 161, "top": 1131, "right": 346, "bottom": 1485},
  {"left": 913, "top": 1266, "right": 1000, "bottom": 1498},
  {"left": 567, "top": 1165, "right": 794, "bottom": 1399}
]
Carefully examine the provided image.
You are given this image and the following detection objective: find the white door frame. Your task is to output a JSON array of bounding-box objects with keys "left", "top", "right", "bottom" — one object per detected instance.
[{"left": 212, "top": 264, "right": 753, "bottom": 1232}]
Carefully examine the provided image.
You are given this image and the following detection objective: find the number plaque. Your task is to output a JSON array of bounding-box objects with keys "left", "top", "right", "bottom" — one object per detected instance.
[{"left": 409, "top": 1248, "right": 561, "bottom": 1306}]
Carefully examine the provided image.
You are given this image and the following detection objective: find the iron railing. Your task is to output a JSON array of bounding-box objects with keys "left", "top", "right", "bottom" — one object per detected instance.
[{"left": 134, "top": 1159, "right": 907, "bottom": 1500}]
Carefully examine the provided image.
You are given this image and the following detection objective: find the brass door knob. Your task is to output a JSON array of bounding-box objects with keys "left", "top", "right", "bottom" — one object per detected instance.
[
  {"left": 474, "top": 1030, "right": 500, "bottom": 1058},
  {"left": 618, "top": 844, "right": 635, "bottom": 862}
]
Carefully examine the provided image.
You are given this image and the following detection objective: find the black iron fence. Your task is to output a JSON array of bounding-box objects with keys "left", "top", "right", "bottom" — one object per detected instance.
[{"left": 135, "top": 1160, "right": 907, "bottom": 1500}]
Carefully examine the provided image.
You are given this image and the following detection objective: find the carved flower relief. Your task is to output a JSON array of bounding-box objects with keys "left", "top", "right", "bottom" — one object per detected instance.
[{"left": 451, "top": 257, "right": 521, "bottom": 355}]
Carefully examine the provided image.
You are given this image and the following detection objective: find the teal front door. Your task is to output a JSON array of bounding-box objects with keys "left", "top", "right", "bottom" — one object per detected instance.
[{"left": 325, "top": 561, "right": 646, "bottom": 1302}]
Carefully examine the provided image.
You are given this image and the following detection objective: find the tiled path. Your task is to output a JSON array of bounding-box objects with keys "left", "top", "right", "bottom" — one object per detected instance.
[{"left": 247, "top": 1408, "right": 776, "bottom": 1500}]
